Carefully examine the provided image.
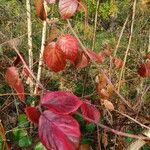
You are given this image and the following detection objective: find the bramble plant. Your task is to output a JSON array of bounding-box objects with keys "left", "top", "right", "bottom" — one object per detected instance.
[
  {"left": 5, "top": 0, "right": 101, "bottom": 149},
  {"left": 3, "top": 0, "right": 150, "bottom": 150}
]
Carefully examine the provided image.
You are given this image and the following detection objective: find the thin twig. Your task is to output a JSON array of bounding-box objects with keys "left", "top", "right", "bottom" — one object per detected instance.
[
  {"left": 68, "top": 19, "right": 134, "bottom": 110},
  {"left": 26, "top": 0, "right": 34, "bottom": 93},
  {"left": 115, "top": 110, "right": 150, "bottom": 131},
  {"left": 67, "top": 19, "right": 86, "bottom": 52},
  {"left": 103, "top": 73, "right": 133, "bottom": 109},
  {"left": 117, "top": 0, "right": 137, "bottom": 92},
  {"left": 92, "top": 0, "right": 100, "bottom": 50},
  {"left": 113, "top": 15, "right": 129, "bottom": 56},
  {"left": 76, "top": 112, "right": 150, "bottom": 140},
  {"left": 0, "top": 93, "right": 40, "bottom": 97}
]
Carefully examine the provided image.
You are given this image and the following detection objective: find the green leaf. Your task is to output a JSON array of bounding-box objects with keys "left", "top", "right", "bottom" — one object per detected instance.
[
  {"left": 18, "top": 114, "right": 29, "bottom": 128},
  {"left": 0, "top": 136, "right": 3, "bottom": 150},
  {"left": 81, "top": 137, "right": 93, "bottom": 144},
  {"left": 18, "top": 136, "right": 32, "bottom": 148},
  {"left": 85, "top": 123, "right": 96, "bottom": 132},
  {"left": 12, "top": 129, "right": 27, "bottom": 142},
  {"left": 124, "top": 130, "right": 134, "bottom": 143},
  {"left": 74, "top": 114, "right": 84, "bottom": 123},
  {"left": 141, "top": 144, "right": 150, "bottom": 150},
  {"left": 34, "top": 142, "right": 46, "bottom": 150},
  {"left": 26, "top": 96, "right": 37, "bottom": 105}
]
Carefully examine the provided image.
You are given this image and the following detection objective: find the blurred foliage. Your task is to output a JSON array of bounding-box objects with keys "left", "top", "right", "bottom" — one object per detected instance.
[{"left": 7, "top": 114, "right": 32, "bottom": 148}]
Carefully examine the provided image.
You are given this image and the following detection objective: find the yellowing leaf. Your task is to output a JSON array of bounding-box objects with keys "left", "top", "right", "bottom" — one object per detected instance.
[{"left": 103, "top": 99, "right": 114, "bottom": 111}]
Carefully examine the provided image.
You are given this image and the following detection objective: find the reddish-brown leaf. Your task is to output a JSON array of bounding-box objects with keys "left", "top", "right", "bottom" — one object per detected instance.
[
  {"left": 5, "top": 67, "right": 25, "bottom": 102},
  {"left": 81, "top": 101, "right": 100, "bottom": 123},
  {"left": 56, "top": 34, "right": 79, "bottom": 62},
  {"left": 102, "top": 43, "right": 112, "bottom": 57},
  {"left": 75, "top": 51, "right": 89, "bottom": 69},
  {"left": 43, "top": 42, "right": 66, "bottom": 72},
  {"left": 59, "top": 0, "right": 78, "bottom": 19},
  {"left": 85, "top": 49, "right": 104, "bottom": 64},
  {"left": 39, "top": 110, "right": 80, "bottom": 150},
  {"left": 13, "top": 52, "right": 25, "bottom": 66},
  {"left": 138, "top": 61, "right": 150, "bottom": 77},
  {"left": 34, "top": 0, "right": 46, "bottom": 20},
  {"left": 41, "top": 91, "right": 82, "bottom": 115},
  {"left": 145, "top": 52, "right": 150, "bottom": 60},
  {"left": 79, "top": 144, "right": 90, "bottom": 150},
  {"left": 113, "top": 57, "right": 123, "bottom": 69},
  {"left": 46, "top": 26, "right": 60, "bottom": 43},
  {"left": 98, "top": 89, "right": 109, "bottom": 99},
  {"left": 95, "top": 73, "right": 107, "bottom": 90},
  {"left": 25, "top": 106, "right": 41, "bottom": 124}
]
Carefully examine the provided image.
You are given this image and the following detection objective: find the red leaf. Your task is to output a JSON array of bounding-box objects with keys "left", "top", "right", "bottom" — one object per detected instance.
[
  {"left": 46, "top": 0, "right": 56, "bottom": 4},
  {"left": 81, "top": 101, "right": 100, "bottom": 123},
  {"left": 39, "top": 110, "right": 80, "bottom": 150},
  {"left": 59, "top": 0, "right": 78, "bottom": 19},
  {"left": 41, "top": 91, "right": 82, "bottom": 115},
  {"left": 56, "top": 34, "right": 79, "bottom": 62},
  {"left": 85, "top": 49, "right": 104, "bottom": 64},
  {"left": 43, "top": 42, "right": 66, "bottom": 72},
  {"left": 138, "top": 61, "right": 150, "bottom": 77},
  {"left": 75, "top": 51, "right": 89, "bottom": 69},
  {"left": 5, "top": 67, "right": 25, "bottom": 102},
  {"left": 25, "top": 106, "right": 41, "bottom": 124}
]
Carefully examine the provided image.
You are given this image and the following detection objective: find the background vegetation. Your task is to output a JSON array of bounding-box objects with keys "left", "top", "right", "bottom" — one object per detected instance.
[{"left": 0, "top": 0, "right": 150, "bottom": 149}]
